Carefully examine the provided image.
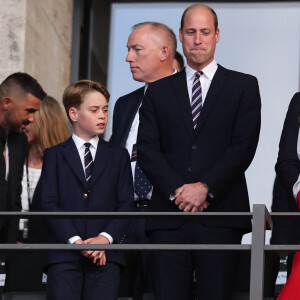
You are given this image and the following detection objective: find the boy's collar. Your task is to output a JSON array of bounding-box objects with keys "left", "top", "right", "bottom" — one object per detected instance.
[{"left": 72, "top": 133, "right": 99, "bottom": 149}]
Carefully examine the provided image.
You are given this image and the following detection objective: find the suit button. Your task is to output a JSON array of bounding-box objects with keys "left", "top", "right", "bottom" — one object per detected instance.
[
  {"left": 188, "top": 167, "right": 192, "bottom": 172},
  {"left": 192, "top": 145, "right": 197, "bottom": 150},
  {"left": 83, "top": 193, "right": 88, "bottom": 199}
]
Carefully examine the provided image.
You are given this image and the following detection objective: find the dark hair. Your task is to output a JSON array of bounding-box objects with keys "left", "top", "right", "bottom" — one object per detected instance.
[
  {"left": 180, "top": 4, "right": 218, "bottom": 31},
  {"left": 0, "top": 72, "right": 46, "bottom": 100},
  {"left": 132, "top": 22, "right": 177, "bottom": 57},
  {"left": 63, "top": 80, "right": 110, "bottom": 123},
  {"left": 174, "top": 51, "right": 184, "bottom": 71}
]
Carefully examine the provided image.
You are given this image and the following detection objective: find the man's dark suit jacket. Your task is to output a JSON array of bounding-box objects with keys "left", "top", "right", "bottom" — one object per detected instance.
[
  {"left": 0, "top": 131, "right": 27, "bottom": 242},
  {"left": 276, "top": 93, "right": 300, "bottom": 199},
  {"left": 39, "top": 137, "right": 134, "bottom": 269},
  {"left": 0, "top": 127, "right": 7, "bottom": 231},
  {"left": 274, "top": 93, "right": 300, "bottom": 244},
  {"left": 137, "top": 65, "right": 261, "bottom": 232},
  {"left": 110, "top": 87, "right": 144, "bottom": 148}
]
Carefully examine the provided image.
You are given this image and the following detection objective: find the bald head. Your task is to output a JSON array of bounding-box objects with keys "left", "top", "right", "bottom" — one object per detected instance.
[
  {"left": 126, "top": 22, "right": 176, "bottom": 83},
  {"left": 132, "top": 22, "right": 177, "bottom": 57},
  {"left": 181, "top": 4, "right": 218, "bottom": 31}
]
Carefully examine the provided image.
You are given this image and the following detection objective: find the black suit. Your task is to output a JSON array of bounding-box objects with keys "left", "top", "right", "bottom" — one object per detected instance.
[
  {"left": 110, "top": 87, "right": 149, "bottom": 298},
  {"left": 110, "top": 87, "right": 144, "bottom": 148},
  {"left": 0, "top": 131, "right": 27, "bottom": 243},
  {"left": 137, "top": 65, "right": 261, "bottom": 299},
  {"left": 276, "top": 93, "right": 300, "bottom": 201},
  {"left": 0, "top": 126, "right": 8, "bottom": 232},
  {"left": 274, "top": 93, "right": 300, "bottom": 244}
]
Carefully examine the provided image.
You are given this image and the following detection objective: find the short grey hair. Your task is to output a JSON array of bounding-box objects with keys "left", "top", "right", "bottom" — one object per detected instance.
[{"left": 132, "top": 22, "right": 177, "bottom": 57}]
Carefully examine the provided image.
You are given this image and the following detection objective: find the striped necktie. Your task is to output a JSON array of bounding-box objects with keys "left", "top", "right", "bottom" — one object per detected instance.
[
  {"left": 84, "top": 143, "right": 93, "bottom": 186},
  {"left": 191, "top": 71, "right": 203, "bottom": 129}
]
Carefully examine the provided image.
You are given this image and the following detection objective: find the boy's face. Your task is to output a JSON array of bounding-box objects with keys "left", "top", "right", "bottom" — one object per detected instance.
[{"left": 70, "top": 91, "right": 108, "bottom": 141}]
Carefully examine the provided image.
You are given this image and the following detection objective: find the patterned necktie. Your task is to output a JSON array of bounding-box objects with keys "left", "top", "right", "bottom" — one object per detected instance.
[
  {"left": 191, "top": 71, "right": 203, "bottom": 129},
  {"left": 134, "top": 163, "right": 152, "bottom": 200},
  {"left": 84, "top": 143, "right": 93, "bottom": 186}
]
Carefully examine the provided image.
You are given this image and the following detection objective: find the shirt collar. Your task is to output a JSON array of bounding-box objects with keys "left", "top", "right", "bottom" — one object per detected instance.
[
  {"left": 72, "top": 133, "right": 99, "bottom": 150},
  {"left": 186, "top": 60, "right": 218, "bottom": 81}
]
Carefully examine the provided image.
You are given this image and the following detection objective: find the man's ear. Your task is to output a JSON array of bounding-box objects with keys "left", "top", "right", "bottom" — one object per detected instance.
[
  {"left": 179, "top": 28, "right": 183, "bottom": 43},
  {"left": 160, "top": 46, "right": 170, "bottom": 61},
  {"left": 1, "top": 97, "right": 13, "bottom": 111},
  {"left": 69, "top": 107, "right": 78, "bottom": 122}
]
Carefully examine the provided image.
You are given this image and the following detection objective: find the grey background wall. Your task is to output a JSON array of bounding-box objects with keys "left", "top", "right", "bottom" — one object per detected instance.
[{"left": 0, "top": 0, "right": 73, "bottom": 102}]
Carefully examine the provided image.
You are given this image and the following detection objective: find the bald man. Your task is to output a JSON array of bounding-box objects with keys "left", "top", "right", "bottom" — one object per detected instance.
[
  {"left": 110, "top": 22, "right": 176, "bottom": 298},
  {"left": 137, "top": 4, "right": 261, "bottom": 299}
]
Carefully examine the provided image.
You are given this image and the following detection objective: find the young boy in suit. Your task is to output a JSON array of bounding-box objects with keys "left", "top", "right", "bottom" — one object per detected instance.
[{"left": 39, "top": 80, "right": 134, "bottom": 300}]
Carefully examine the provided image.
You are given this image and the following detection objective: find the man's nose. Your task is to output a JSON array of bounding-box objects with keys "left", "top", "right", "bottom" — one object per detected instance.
[{"left": 126, "top": 51, "right": 133, "bottom": 62}]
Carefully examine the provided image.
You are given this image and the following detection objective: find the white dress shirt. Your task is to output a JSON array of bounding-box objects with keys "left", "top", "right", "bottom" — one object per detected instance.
[
  {"left": 4, "top": 131, "right": 9, "bottom": 180},
  {"left": 292, "top": 127, "right": 300, "bottom": 200},
  {"left": 185, "top": 60, "right": 218, "bottom": 104},
  {"left": 126, "top": 70, "right": 177, "bottom": 201},
  {"left": 68, "top": 133, "right": 113, "bottom": 244}
]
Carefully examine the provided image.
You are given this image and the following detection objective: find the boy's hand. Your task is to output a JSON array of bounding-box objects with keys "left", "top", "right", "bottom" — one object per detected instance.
[{"left": 83, "top": 235, "right": 110, "bottom": 265}]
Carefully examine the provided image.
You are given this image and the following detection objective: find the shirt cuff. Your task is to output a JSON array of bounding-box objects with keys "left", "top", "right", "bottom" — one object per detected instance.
[
  {"left": 170, "top": 193, "right": 176, "bottom": 201},
  {"left": 99, "top": 232, "right": 113, "bottom": 244},
  {"left": 68, "top": 235, "right": 81, "bottom": 244}
]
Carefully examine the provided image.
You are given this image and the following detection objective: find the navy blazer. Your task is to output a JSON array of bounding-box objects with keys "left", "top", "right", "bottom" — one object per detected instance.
[
  {"left": 137, "top": 65, "right": 261, "bottom": 232},
  {"left": 39, "top": 137, "right": 134, "bottom": 268},
  {"left": 110, "top": 87, "right": 144, "bottom": 148}
]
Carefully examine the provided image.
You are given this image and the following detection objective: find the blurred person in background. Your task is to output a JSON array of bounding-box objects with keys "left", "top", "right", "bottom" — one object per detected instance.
[
  {"left": 173, "top": 51, "right": 184, "bottom": 72},
  {"left": 275, "top": 92, "right": 300, "bottom": 300},
  {"left": 4, "top": 96, "right": 70, "bottom": 294}
]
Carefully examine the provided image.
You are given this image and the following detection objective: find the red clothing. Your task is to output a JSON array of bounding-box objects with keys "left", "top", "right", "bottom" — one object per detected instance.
[
  {"left": 278, "top": 252, "right": 300, "bottom": 300},
  {"left": 277, "top": 191, "right": 300, "bottom": 299}
]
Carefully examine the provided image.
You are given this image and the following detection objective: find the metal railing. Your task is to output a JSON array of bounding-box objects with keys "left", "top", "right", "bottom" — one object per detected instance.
[{"left": 0, "top": 204, "right": 298, "bottom": 300}]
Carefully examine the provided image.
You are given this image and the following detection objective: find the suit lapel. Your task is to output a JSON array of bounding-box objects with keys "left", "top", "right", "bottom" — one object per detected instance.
[
  {"left": 120, "top": 88, "right": 144, "bottom": 147},
  {"left": 194, "top": 65, "right": 227, "bottom": 134},
  {"left": 172, "top": 70, "right": 194, "bottom": 137},
  {"left": 61, "top": 138, "right": 87, "bottom": 188},
  {"left": 89, "top": 139, "right": 111, "bottom": 188}
]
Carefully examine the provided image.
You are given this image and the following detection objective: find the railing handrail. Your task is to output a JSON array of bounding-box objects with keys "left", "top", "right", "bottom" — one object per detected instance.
[{"left": 1, "top": 204, "right": 297, "bottom": 300}]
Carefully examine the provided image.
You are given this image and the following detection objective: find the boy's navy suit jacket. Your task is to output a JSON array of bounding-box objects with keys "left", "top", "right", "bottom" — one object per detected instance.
[{"left": 39, "top": 137, "right": 134, "bottom": 268}]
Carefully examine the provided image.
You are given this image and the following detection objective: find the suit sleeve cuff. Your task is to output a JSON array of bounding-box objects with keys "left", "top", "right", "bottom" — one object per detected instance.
[
  {"left": 99, "top": 232, "right": 113, "bottom": 244},
  {"left": 68, "top": 236, "right": 81, "bottom": 244}
]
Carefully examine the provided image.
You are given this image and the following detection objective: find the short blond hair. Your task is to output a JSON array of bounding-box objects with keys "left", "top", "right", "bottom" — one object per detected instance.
[{"left": 63, "top": 80, "right": 110, "bottom": 123}]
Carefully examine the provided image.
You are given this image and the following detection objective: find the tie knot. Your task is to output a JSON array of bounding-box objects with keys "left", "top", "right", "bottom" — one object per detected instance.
[
  {"left": 84, "top": 142, "right": 91, "bottom": 149},
  {"left": 195, "top": 71, "right": 203, "bottom": 79}
]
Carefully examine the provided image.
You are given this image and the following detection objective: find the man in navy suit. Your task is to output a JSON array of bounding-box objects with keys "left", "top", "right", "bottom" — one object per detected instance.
[
  {"left": 39, "top": 80, "right": 134, "bottom": 300},
  {"left": 110, "top": 22, "right": 176, "bottom": 298},
  {"left": 137, "top": 4, "right": 261, "bottom": 300}
]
